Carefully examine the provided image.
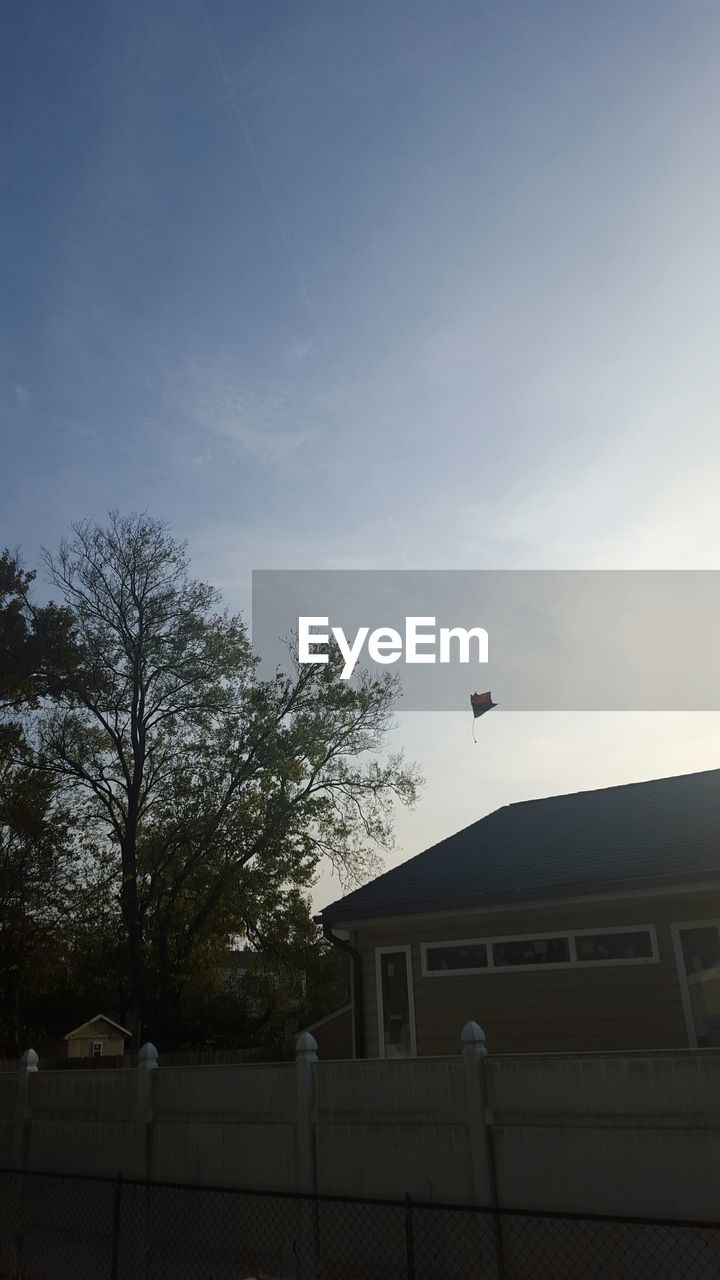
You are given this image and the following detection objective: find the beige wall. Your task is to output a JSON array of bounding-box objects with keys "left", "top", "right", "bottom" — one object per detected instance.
[
  {"left": 354, "top": 888, "right": 719, "bottom": 1057},
  {"left": 67, "top": 1031, "right": 127, "bottom": 1059}
]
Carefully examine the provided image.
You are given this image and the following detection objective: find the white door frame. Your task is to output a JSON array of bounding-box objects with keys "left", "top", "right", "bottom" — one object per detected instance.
[
  {"left": 375, "top": 944, "right": 417, "bottom": 1059},
  {"left": 670, "top": 919, "right": 720, "bottom": 1048}
]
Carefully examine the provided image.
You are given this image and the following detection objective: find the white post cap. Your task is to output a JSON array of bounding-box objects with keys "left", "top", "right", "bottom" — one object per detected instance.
[
  {"left": 138, "top": 1042, "right": 159, "bottom": 1069},
  {"left": 461, "top": 1021, "right": 487, "bottom": 1056},
  {"left": 295, "top": 1031, "right": 318, "bottom": 1061}
]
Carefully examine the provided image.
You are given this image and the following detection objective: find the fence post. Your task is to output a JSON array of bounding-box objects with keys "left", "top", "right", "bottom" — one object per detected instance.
[
  {"left": 136, "top": 1042, "right": 158, "bottom": 1180},
  {"left": 14, "top": 1048, "right": 38, "bottom": 1170},
  {"left": 9, "top": 1049, "right": 37, "bottom": 1278},
  {"left": 135, "top": 1043, "right": 158, "bottom": 1279},
  {"left": 461, "top": 1022, "right": 505, "bottom": 1278},
  {"left": 295, "top": 1032, "right": 319, "bottom": 1278},
  {"left": 110, "top": 1174, "right": 123, "bottom": 1280},
  {"left": 295, "top": 1031, "right": 318, "bottom": 1195},
  {"left": 404, "top": 1194, "right": 416, "bottom": 1280},
  {"left": 461, "top": 1022, "right": 489, "bottom": 1203}
]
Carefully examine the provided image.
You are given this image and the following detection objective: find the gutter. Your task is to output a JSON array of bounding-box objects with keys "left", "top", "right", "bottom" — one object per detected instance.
[{"left": 320, "top": 917, "right": 365, "bottom": 1059}]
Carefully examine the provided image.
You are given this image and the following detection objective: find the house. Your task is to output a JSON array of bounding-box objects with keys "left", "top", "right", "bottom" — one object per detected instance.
[
  {"left": 64, "top": 1015, "right": 132, "bottom": 1059},
  {"left": 320, "top": 768, "right": 720, "bottom": 1058}
]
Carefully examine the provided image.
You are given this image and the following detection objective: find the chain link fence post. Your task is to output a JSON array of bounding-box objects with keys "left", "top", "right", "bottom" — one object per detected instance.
[
  {"left": 404, "top": 1193, "right": 416, "bottom": 1280},
  {"left": 110, "top": 1173, "right": 123, "bottom": 1280}
]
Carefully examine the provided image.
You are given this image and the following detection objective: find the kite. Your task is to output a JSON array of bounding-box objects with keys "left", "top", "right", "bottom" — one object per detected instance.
[{"left": 470, "top": 691, "right": 497, "bottom": 741}]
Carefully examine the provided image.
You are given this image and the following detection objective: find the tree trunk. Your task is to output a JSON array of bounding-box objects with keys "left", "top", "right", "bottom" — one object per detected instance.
[{"left": 119, "top": 840, "right": 148, "bottom": 1045}]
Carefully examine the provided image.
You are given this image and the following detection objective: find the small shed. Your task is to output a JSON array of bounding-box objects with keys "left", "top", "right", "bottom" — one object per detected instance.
[{"left": 64, "top": 1015, "right": 132, "bottom": 1059}]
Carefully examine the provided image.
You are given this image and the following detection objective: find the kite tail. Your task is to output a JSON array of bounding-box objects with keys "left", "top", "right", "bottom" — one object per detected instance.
[{"left": 472, "top": 719, "right": 477, "bottom": 743}]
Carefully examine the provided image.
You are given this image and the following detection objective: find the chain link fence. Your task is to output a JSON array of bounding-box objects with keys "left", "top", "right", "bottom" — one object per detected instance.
[{"left": 1, "top": 1167, "right": 719, "bottom": 1279}]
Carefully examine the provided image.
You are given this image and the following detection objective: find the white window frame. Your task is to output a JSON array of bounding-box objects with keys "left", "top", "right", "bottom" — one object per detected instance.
[
  {"left": 670, "top": 919, "right": 720, "bottom": 1049},
  {"left": 571, "top": 924, "right": 659, "bottom": 967},
  {"left": 92, "top": 1040, "right": 103, "bottom": 1057},
  {"left": 375, "top": 945, "right": 417, "bottom": 1058},
  {"left": 421, "top": 924, "right": 659, "bottom": 977}
]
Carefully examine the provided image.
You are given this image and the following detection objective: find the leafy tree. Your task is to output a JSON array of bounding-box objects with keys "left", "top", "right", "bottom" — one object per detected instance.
[
  {"left": 0, "top": 757, "right": 76, "bottom": 1053},
  {"left": 0, "top": 553, "right": 78, "bottom": 1054},
  {"left": 179, "top": 895, "right": 349, "bottom": 1054},
  {"left": 29, "top": 871, "right": 129, "bottom": 1048},
  {"left": 42, "top": 513, "right": 420, "bottom": 1045},
  {"left": 0, "top": 550, "right": 72, "bottom": 715}
]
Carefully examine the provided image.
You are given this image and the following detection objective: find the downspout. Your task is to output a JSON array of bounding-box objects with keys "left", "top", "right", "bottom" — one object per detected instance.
[{"left": 321, "top": 918, "right": 365, "bottom": 1059}]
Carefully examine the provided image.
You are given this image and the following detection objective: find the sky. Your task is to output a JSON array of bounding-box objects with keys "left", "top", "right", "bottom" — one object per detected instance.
[{"left": 2, "top": 0, "right": 720, "bottom": 908}]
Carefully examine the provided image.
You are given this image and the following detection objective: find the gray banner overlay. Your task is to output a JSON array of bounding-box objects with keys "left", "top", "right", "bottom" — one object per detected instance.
[{"left": 251, "top": 571, "right": 720, "bottom": 711}]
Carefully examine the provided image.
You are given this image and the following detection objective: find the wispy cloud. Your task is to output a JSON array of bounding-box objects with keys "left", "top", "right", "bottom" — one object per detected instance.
[
  {"left": 284, "top": 337, "right": 315, "bottom": 364},
  {"left": 13, "top": 383, "right": 31, "bottom": 406},
  {"left": 204, "top": 16, "right": 328, "bottom": 347},
  {"left": 153, "top": 357, "right": 326, "bottom": 461}
]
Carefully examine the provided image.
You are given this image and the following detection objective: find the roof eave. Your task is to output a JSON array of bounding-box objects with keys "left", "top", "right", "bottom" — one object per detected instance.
[
  {"left": 323, "top": 869, "right": 720, "bottom": 930},
  {"left": 64, "top": 1014, "right": 132, "bottom": 1040}
]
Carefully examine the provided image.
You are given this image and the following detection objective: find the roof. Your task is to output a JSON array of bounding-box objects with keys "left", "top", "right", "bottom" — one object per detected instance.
[
  {"left": 65, "top": 1015, "right": 132, "bottom": 1040},
  {"left": 322, "top": 768, "right": 720, "bottom": 925}
]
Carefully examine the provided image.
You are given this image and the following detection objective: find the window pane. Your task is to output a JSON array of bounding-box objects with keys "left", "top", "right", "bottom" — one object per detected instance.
[
  {"left": 426, "top": 943, "right": 488, "bottom": 972},
  {"left": 575, "top": 930, "right": 653, "bottom": 962},
  {"left": 493, "top": 937, "right": 569, "bottom": 967},
  {"left": 380, "top": 952, "right": 413, "bottom": 1057}
]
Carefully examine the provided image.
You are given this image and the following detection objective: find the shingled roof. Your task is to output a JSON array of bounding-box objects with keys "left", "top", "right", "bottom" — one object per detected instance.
[{"left": 322, "top": 768, "right": 720, "bottom": 925}]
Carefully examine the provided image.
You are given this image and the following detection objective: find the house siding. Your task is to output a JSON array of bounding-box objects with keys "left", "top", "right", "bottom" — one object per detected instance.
[
  {"left": 67, "top": 1033, "right": 127, "bottom": 1058},
  {"left": 65, "top": 1019, "right": 129, "bottom": 1059},
  {"left": 304, "top": 1006, "right": 354, "bottom": 1060},
  {"left": 354, "top": 888, "right": 719, "bottom": 1057}
]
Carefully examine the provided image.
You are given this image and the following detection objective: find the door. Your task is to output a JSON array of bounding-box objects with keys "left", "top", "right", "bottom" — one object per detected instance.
[
  {"left": 672, "top": 921, "right": 720, "bottom": 1047},
  {"left": 375, "top": 946, "right": 417, "bottom": 1058}
]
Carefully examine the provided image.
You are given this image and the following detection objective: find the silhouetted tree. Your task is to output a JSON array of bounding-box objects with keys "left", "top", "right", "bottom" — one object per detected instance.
[
  {"left": 0, "top": 553, "right": 78, "bottom": 1053},
  {"left": 42, "top": 514, "right": 420, "bottom": 1044}
]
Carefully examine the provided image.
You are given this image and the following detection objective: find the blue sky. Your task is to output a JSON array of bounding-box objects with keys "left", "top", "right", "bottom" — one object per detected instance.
[{"left": 3, "top": 1, "right": 720, "bottom": 903}]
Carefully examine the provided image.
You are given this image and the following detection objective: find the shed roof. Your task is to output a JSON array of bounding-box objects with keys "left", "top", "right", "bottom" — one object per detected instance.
[
  {"left": 65, "top": 1015, "right": 132, "bottom": 1040},
  {"left": 322, "top": 768, "right": 720, "bottom": 925}
]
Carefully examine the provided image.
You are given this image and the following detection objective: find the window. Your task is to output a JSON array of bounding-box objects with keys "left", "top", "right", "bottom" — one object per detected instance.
[
  {"left": 493, "top": 936, "right": 569, "bottom": 967},
  {"left": 575, "top": 930, "right": 654, "bottom": 963},
  {"left": 422, "top": 925, "right": 658, "bottom": 976},
  {"left": 375, "top": 946, "right": 417, "bottom": 1058},
  {"left": 92, "top": 1041, "right": 103, "bottom": 1057},
  {"left": 425, "top": 942, "right": 488, "bottom": 972}
]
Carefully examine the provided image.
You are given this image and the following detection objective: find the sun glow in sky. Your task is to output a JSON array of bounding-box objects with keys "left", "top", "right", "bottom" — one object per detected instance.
[{"left": 2, "top": 1, "right": 720, "bottom": 906}]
